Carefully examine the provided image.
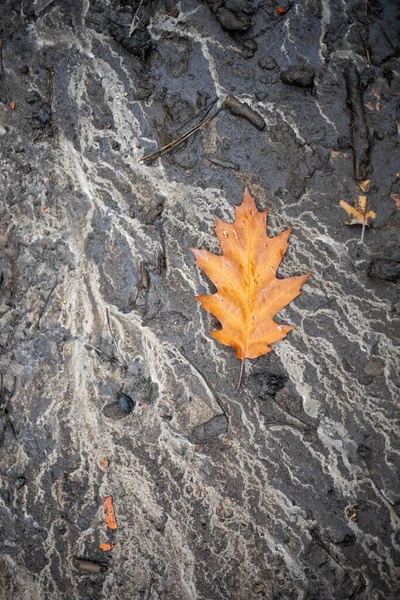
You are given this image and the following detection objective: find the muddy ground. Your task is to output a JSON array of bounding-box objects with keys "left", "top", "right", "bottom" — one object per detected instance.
[{"left": 0, "top": 1, "right": 400, "bottom": 599}]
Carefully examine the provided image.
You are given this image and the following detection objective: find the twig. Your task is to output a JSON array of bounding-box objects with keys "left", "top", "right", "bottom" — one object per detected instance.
[
  {"left": 79, "top": 338, "right": 122, "bottom": 366},
  {"left": 145, "top": 578, "right": 153, "bottom": 600},
  {"left": 177, "top": 347, "right": 229, "bottom": 418},
  {"left": 106, "top": 308, "right": 128, "bottom": 368},
  {"left": 235, "top": 357, "right": 245, "bottom": 392},
  {"left": 174, "top": 96, "right": 219, "bottom": 134},
  {"left": 139, "top": 106, "right": 223, "bottom": 163},
  {"left": 37, "top": 280, "right": 58, "bottom": 328},
  {"left": 129, "top": 0, "right": 144, "bottom": 36}
]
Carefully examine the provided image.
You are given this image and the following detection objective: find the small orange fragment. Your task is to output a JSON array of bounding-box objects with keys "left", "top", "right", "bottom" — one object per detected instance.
[
  {"left": 100, "top": 459, "right": 109, "bottom": 468},
  {"left": 277, "top": 6, "right": 287, "bottom": 15},
  {"left": 167, "top": 9, "right": 175, "bottom": 16},
  {"left": 10, "top": 101, "right": 16, "bottom": 110},
  {"left": 103, "top": 496, "right": 118, "bottom": 530},
  {"left": 99, "top": 543, "right": 115, "bottom": 551},
  {"left": 41, "top": 206, "right": 48, "bottom": 212}
]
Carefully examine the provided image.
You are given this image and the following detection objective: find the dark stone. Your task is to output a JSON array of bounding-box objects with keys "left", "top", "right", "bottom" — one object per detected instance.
[
  {"left": 367, "top": 258, "right": 400, "bottom": 283},
  {"left": 38, "top": 104, "right": 52, "bottom": 123},
  {"left": 108, "top": 22, "right": 153, "bottom": 59},
  {"left": 111, "top": 140, "right": 120, "bottom": 150},
  {"left": 255, "top": 90, "right": 268, "bottom": 101},
  {"left": 21, "top": 65, "right": 30, "bottom": 75},
  {"left": 14, "top": 476, "right": 27, "bottom": 489},
  {"left": 258, "top": 55, "right": 277, "bottom": 70},
  {"left": 118, "top": 392, "right": 135, "bottom": 414},
  {"left": 78, "top": 515, "right": 90, "bottom": 531},
  {"left": 26, "top": 90, "right": 42, "bottom": 105},
  {"left": 286, "top": 171, "right": 305, "bottom": 199},
  {"left": 226, "top": 0, "right": 255, "bottom": 15},
  {"left": 241, "top": 38, "right": 258, "bottom": 59},
  {"left": 248, "top": 372, "right": 288, "bottom": 398},
  {"left": 357, "top": 444, "right": 371, "bottom": 459},
  {"left": 336, "top": 135, "right": 352, "bottom": 151},
  {"left": 280, "top": 66, "right": 315, "bottom": 88},
  {"left": 102, "top": 395, "right": 135, "bottom": 420},
  {"left": 217, "top": 8, "right": 251, "bottom": 31},
  {"left": 192, "top": 415, "right": 228, "bottom": 442}
]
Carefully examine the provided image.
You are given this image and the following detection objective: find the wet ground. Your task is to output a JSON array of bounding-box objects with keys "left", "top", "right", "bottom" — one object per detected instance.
[{"left": 0, "top": 1, "right": 400, "bottom": 599}]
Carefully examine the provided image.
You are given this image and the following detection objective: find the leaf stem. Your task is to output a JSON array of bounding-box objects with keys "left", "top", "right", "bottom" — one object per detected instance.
[
  {"left": 360, "top": 221, "right": 366, "bottom": 244},
  {"left": 235, "top": 357, "right": 245, "bottom": 392}
]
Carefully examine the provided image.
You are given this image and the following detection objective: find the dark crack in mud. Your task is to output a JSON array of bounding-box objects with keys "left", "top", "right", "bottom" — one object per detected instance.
[{"left": 0, "top": 1, "right": 399, "bottom": 599}]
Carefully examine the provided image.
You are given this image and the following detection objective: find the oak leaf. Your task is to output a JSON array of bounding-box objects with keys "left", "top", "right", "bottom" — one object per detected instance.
[
  {"left": 191, "top": 188, "right": 310, "bottom": 389},
  {"left": 340, "top": 193, "right": 375, "bottom": 243}
]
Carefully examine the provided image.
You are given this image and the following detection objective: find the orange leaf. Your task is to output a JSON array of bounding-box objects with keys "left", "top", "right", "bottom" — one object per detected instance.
[
  {"left": 103, "top": 496, "right": 118, "bottom": 529},
  {"left": 99, "top": 543, "right": 115, "bottom": 551},
  {"left": 191, "top": 188, "right": 310, "bottom": 388}
]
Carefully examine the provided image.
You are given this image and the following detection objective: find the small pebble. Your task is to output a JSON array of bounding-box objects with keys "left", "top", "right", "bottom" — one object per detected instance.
[
  {"left": 118, "top": 392, "right": 135, "bottom": 414},
  {"left": 280, "top": 65, "right": 315, "bottom": 87},
  {"left": 15, "top": 476, "right": 27, "bottom": 489},
  {"left": 258, "top": 55, "right": 277, "bottom": 70}
]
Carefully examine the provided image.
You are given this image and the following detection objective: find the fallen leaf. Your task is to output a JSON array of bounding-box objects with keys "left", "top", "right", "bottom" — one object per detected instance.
[
  {"left": 99, "top": 543, "right": 115, "bottom": 551},
  {"left": 391, "top": 193, "right": 400, "bottom": 208},
  {"left": 340, "top": 195, "right": 376, "bottom": 243},
  {"left": 99, "top": 458, "right": 109, "bottom": 468},
  {"left": 277, "top": 7, "right": 287, "bottom": 15},
  {"left": 358, "top": 179, "right": 370, "bottom": 193},
  {"left": 191, "top": 188, "right": 310, "bottom": 389},
  {"left": 103, "top": 496, "right": 118, "bottom": 530}
]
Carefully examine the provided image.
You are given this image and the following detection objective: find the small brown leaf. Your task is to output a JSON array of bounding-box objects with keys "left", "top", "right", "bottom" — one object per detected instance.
[
  {"left": 103, "top": 496, "right": 118, "bottom": 530},
  {"left": 340, "top": 194, "right": 376, "bottom": 243},
  {"left": 10, "top": 101, "right": 16, "bottom": 110},
  {"left": 359, "top": 179, "right": 370, "bottom": 193},
  {"left": 340, "top": 196, "right": 376, "bottom": 226},
  {"left": 99, "top": 543, "right": 115, "bottom": 551},
  {"left": 391, "top": 193, "right": 400, "bottom": 208}
]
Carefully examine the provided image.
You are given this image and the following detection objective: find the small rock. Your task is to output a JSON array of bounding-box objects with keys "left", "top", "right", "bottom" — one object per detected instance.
[
  {"left": 217, "top": 8, "right": 251, "bottom": 32},
  {"left": 78, "top": 515, "right": 90, "bottom": 531},
  {"left": 111, "top": 140, "right": 120, "bottom": 150},
  {"left": 241, "top": 38, "right": 258, "bottom": 59},
  {"left": 118, "top": 392, "right": 135, "bottom": 414},
  {"left": 192, "top": 415, "right": 228, "bottom": 442},
  {"left": 258, "top": 55, "right": 277, "bottom": 70},
  {"left": 336, "top": 135, "right": 352, "bottom": 151},
  {"left": 26, "top": 90, "right": 42, "bottom": 105},
  {"left": 15, "top": 476, "right": 27, "bottom": 489},
  {"left": 357, "top": 444, "right": 371, "bottom": 459},
  {"left": 367, "top": 258, "right": 400, "bottom": 283},
  {"left": 39, "top": 103, "right": 52, "bottom": 123},
  {"left": 255, "top": 91, "right": 268, "bottom": 101},
  {"left": 363, "top": 357, "right": 384, "bottom": 377},
  {"left": 248, "top": 372, "right": 287, "bottom": 398},
  {"left": 280, "top": 66, "right": 315, "bottom": 88},
  {"left": 103, "top": 393, "right": 135, "bottom": 421},
  {"left": 253, "top": 582, "right": 265, "bottom": 594}
]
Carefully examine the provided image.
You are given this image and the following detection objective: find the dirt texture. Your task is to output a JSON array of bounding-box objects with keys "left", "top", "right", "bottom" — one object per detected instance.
[{"left": 0, "top": 1, "right": 400, "bottom": 599}]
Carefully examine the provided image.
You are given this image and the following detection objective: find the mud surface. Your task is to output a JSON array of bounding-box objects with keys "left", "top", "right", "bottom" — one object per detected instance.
[{"left": 0, "top": 1, "right": 400, "bottom": 599}]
